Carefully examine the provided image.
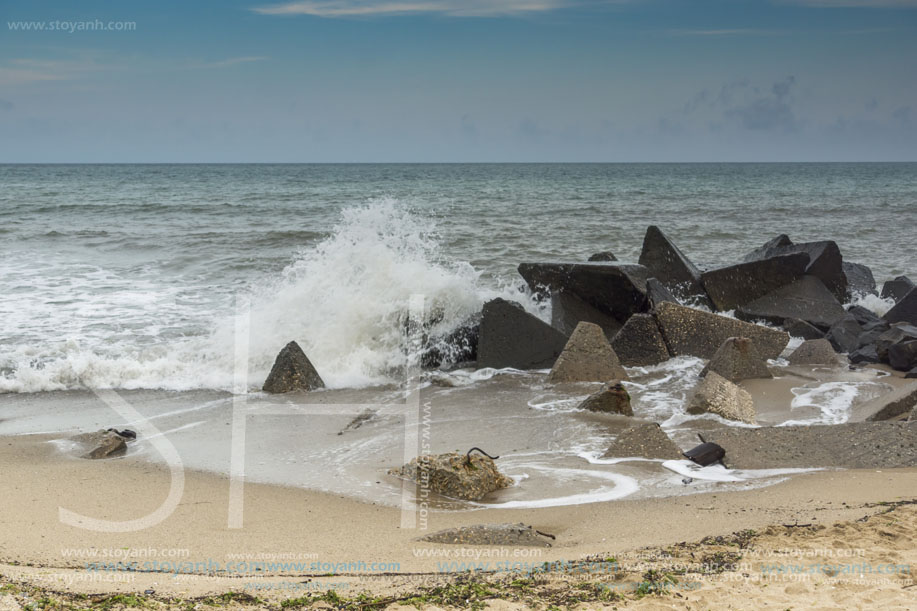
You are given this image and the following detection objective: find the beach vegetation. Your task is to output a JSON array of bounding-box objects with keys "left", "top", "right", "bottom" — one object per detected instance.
[{"left": 633, "top": 569, "right": 679, "bottom": 598}]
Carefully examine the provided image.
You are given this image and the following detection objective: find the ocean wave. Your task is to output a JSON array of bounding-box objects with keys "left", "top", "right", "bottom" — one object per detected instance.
[{"left": 0, "top": 199, "right": 539, "bottom": 393}]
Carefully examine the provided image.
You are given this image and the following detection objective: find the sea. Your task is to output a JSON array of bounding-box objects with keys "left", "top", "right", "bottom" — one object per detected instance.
[
  {"left": 2, "top": 162, "right": 914, "bottom": 394},
  {"left": 1, "top": 163, "right": 915, "bottom": 507}
]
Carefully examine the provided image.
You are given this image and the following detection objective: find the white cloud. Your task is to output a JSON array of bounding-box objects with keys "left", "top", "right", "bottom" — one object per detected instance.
[
  {"left": 252, "top": 0, "right": 568, "bottom": 17},
  {"left": 0, "top": 57, "right": 107, "bottom": 85}
]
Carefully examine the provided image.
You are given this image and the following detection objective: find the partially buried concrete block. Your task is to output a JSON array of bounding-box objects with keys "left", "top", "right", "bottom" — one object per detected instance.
[
  {"left": 602, "top": 423, "right": 682, "bottom": 459},
  {"left": 262, "top": 341, "right": 325, "bottom": 393},
  {"left": 701, "top": 337, "right": 772, "bottom": 382},
  {"left": 548, "top": 321, "right": 627, "bottom": 383},
  {"left": 849, "top": 382, "right": 917, "bottom": 422},
  {"left": 787, "top": 338, "right": 839, "bottom": 365},
  {"left": 611, "top": 313, "right": 671, "bottom": 367},
  {"left": 579, "top": 382, "right": 632, "bottom": 416},
  {"left": 687, "top": 371, "right": 756, "bottom": 424},
  {"left": 653, "top": 301, "right": 789, "bottom": 360},
  {"left": 418, "top": 523, "right": 553, "bottom": 547},
  {"left": 703, "top": 423, "right": 917, "bottom": 469},
  {"left": 76, "top": 430, "right": 129, "bottom": 460},
  {"left": 390, "top": 452, "right": 512, "bottom": 501}
]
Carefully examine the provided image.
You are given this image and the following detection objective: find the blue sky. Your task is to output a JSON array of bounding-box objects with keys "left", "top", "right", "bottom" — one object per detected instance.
[{"left": 1, "top": 0, "right": 915, "bottom": 161}]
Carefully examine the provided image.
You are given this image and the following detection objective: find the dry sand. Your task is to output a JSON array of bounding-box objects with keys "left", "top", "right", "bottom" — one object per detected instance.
[{"left": 0, "top": 433, "right": 915, "bottom": 609}]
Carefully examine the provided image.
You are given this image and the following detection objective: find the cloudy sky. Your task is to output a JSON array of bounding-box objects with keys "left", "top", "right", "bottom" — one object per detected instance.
[{"left": 1, "top": 0, "right": 915, "bottom": 161}]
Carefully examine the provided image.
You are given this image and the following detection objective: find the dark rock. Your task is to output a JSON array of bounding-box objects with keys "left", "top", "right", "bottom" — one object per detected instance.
[
  {"left": 646, "top": 278, "right": 678, "bottom": 309},
  {"left": 825, "top": 314, "right": 863, "bottom": 354},
  {"left": 847, "top": 305, "right": 888, "bottom": 331},
  {"left": 421, "top": 316, "right": 480, "bottom": 369},
  {"left": 418, "top": 523, "right": 553, "bottom": 547},
  {"left": 701, "top": 253, "right": 810, "bottom": 312},
  {"left": 744, "top": 240, "right": 847, "bottom": 303},
  {"left": 477, "top": 298, "right": 568, "bottom": 370},
  {"left": 856, "top": 327, "right": 885, "bottom": 351},
  {"left": 907, "top": 367, "right": 917, "bottom": 379},
  {"left": 602, "top": 423, "right": 682, "bottom": 460},
  {"left": 884, "top": 287, "right": 917, "bottom": 326},
  {"left": 702, "top": 423, "right": 917, "bottom": 469},
  {"left": 638, "top": 226, "right": 707, "bottom": 303},
  {"left": 579, "top": 381, "right": 632, "bottom": 416},
  {"left": 686, "top": 371, "right": 756, "bottom": 424},
  {"left": 850, "top": 382, "right": 917, "bottom": 422},
  {"left": 262, "top": 341, "right": 325, "bottom": 393},
  {"left": 843, "top": 261, "right": 877, "bottom": 297},
  {"left": 80, "top": 431, "right": 128, "bottom": 459},
  {"left": 743, "top": 234, "right": 792, "bottom": 263},
  {"left": 390, "top": 452, "right": 512, "bottom": 501},
  {"left": 611, "top": 313, "right": 671, "bottom": 367},
  {"left": 787, "top": 338, "right": 839, "bottom": 365},
  {"left": 548, "top": 291, "right": 622, "bottom": 341},
  {"left": 888, "top": 340, "right": 917, "bottom": 372},
  {"left": 588, "top": 250, "right": 618, "bottom": 262},
  {"left": 518, "top": 262, "right": 651, "bottom": 324},
  {"left": 653, "top": 301, "right": 790, "bottom": 360},
  {"left": 783, "top": 318, "right": 825, "bottom": 340},
  {"left": 849, "top": 344, "right": 880, "bottom": 364},
  {"left": 876, "top": 323, "right": 917, "bottom": 362},
  {"left": 548, "top": 322, "right": 627, "bottom": 383},
  {"left": 881, "top": 276, "right": 915, "bottom": 303},
  {"left": 700, "top": 337, "right": 772, "bottom": 382},
  {"left": 735, "top": 275, "right": 846, "bottom": 331}
]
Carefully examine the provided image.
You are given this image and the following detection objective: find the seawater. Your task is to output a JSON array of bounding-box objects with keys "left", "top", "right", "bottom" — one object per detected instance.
[{"left": 1, "top": 163, "right": 915, "bottom": 393}]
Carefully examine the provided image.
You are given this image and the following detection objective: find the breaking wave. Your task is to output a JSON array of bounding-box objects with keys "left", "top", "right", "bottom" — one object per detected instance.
[{"left": 0, "top": 200, "right": 541, "bottom": 393}]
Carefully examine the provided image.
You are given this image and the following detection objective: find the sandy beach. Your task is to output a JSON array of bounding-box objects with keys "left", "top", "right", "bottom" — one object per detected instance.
[{"left": 1, "top": 429, "right": 915, "bottom": 609}]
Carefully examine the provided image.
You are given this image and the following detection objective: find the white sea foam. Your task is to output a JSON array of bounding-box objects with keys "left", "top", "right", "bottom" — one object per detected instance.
[
  {"left": 848, "top": 292, "right": 896, "bottom": 317},
  {"left": 0, "top": 200, "right": 541, "bottom": 393},
  {"left": 476, "top": 466, "right": 640, "bottom": 509},
  {"left": 785, "top": 381, "right": 870, "bottom": 425}
]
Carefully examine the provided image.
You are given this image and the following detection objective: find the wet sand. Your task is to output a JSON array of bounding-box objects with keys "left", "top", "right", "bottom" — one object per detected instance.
[
  {"left": 1, "top": 432, "right": 916, "bottom": 606},
  {"left": 0, "top": 360, "right": 906, "bottom": 511},
  {"left": 1, "top": 362, "right": 915, "bottom": 607}
]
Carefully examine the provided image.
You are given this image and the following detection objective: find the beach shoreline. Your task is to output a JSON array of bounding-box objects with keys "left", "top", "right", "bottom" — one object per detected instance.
[{"left": 1, "top": 431, "right": 915, "bottom": 608}]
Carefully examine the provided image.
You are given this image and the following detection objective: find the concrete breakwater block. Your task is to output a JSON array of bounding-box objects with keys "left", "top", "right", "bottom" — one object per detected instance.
[
  {"left": 702, "top": 422, "right": 917, "bottom": 469},
  {"left": 653, "top": 301, "right": 790, "bottom": 360},
  {"left": 849, "top": 382, "right": 917, "bottom": 422},
  {"left": 418, "top": 523, "right": 554, "bottom": 547},
  {"left": 477, "top": 298, "right": 567, "bottom": 370}
]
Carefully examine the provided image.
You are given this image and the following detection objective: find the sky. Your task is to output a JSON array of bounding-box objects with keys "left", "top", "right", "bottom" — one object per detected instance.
[{"left": 0, "top": 0, "right": 916, "bottom": 162}]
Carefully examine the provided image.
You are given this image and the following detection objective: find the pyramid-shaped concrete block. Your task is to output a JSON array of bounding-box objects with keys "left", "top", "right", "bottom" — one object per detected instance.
[
  {"left": 687, "top": 371, "right": 756, "bottom": 424},
  {"left": 638, "top": 225, "right": 707, "bottom": 303},
  {"left": 787, "top": 338, "right": 840, "bottom": 365},
  {"left": 548, "top": 322, "right": 628, "bottom": 383},
  {"left": 701, "top": 337, "right": 772, "bottom": 382},
  {"left": 262, "top": 341, "right": 325, "bottom": 393}
]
